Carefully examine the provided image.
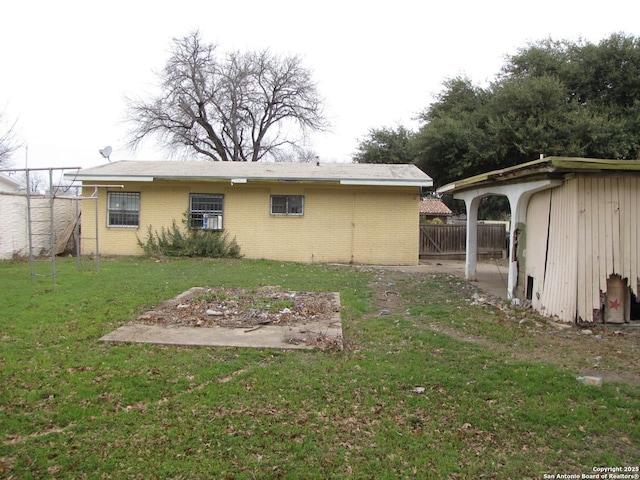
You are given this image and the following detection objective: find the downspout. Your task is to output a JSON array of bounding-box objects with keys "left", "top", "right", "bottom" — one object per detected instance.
[{"left": 350, "top": 192, "right": 356, "bottom": 264}]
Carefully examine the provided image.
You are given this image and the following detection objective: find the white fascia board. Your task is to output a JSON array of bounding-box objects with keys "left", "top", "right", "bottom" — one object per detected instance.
[
  {"left": 340, "top": 180, "right": 433, "bottom": 187},
  {"left": 436, "top": 183, "right": 457, "bottom": 193},
  {"left": 65, "top": 175, "right": 155, "bottom": 182}
]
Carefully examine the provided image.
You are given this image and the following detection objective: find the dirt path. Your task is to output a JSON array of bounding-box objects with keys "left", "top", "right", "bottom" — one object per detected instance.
[{"left": 368, "top": 269, "right": 640, "bottom": 386}]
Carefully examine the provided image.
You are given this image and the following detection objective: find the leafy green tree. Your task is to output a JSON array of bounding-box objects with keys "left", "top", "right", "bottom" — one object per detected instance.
[
  {"left": 485, "top": 74, "right": 579, "bottom": 163},
  {"left": 353, "top": 125, "right": 416, "bottom": 164},
  {"left": 414, "top": 33, "right": 640, "bottom": 188},
  {"left": 502, "top": 33, "right": 640, "bottom": 160},
  {"left": 412, "top": 77, "right": 493, "bottom": 185},
  {"left": 505, "top": 33, "right": 640, "bottom": 112}
]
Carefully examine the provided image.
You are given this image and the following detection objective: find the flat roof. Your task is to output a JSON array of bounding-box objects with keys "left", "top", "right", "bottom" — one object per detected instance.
[
  {"left": 64, "top": 160, "right": 433, "bottom": 188},
  {"left": 437, "top": 157, "right": 640, "bottom": 194}
]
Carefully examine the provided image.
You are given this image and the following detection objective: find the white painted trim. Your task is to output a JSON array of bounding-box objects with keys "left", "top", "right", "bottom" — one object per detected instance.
[
  {"left": 65, "top": 175, "right": 155, "bottom": 182},
  {"left": 340, "top": 180, "right": 433, "bottom": 187}
]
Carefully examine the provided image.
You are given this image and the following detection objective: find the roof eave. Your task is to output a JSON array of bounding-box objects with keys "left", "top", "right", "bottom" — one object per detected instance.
[
  {"left": 67, "top": 174, "right": 432, "bottom": 187},
  {"left": 65, "top": 174, "right": 155, "bottom": 182},
  {"left": 437, "top": 156, "right": 640, "bottom": 194},
  {"left": 550, "top": 157, "right": 640, "bottom": 171},
  {"left": 340, "top": 180, "right": 433, "bottom": 187}
]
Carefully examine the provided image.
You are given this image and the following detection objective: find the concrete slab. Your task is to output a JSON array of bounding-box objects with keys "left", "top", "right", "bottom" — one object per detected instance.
[
  {"left": 100, "top": 322, "right": 342, "bottom": 350},
  {"left": 99, "top": 294, "right": 343, "bottom": 350}
]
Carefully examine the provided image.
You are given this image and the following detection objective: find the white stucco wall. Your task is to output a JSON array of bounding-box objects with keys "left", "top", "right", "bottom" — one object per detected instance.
[{"left": 0, "top": 193, "right": 78, "bottom": 259}]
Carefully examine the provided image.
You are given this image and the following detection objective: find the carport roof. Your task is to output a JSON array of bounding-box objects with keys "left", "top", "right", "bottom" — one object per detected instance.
[
  {"left": 437, "top": 156, "right": 640, "bottom": 194},
  {"left": 65, "top": 160, "right": 433, "bottom": 188}
]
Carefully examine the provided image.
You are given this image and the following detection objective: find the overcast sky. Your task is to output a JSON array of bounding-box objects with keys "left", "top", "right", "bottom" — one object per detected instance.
[{"left": 1, "top": 0, "right": 638, "bottom": 171}]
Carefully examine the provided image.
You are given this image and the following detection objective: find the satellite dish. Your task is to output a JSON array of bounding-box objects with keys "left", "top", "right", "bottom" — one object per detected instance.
[{"left": 99, "top": 146, "right": 113, "bottom": 162}]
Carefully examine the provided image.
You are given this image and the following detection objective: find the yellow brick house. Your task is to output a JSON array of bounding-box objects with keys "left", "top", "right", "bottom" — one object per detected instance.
[{"left": 65, "top": 161, "right": 432, "bottom": 265}]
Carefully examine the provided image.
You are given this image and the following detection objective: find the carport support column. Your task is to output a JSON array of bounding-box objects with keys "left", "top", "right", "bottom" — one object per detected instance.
[
  {"left": 506, "top": 193, "right": 524, "bottom": 300},
  {"left": 452, "top": 179, "right": 562, "bottom": 300},
  {"left": 456, "top": 192, "right": 482, "bottom": 281}
]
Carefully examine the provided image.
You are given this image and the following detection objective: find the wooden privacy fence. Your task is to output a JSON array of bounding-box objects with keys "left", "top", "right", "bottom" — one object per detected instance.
[{"left": 420, "top": 224, "right": 507, "bottom": 258}]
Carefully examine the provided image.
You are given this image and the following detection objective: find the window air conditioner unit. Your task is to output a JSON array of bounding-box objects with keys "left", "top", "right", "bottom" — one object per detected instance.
[{"left": 203, "top": 214, "right": 222, "bottom": 230}]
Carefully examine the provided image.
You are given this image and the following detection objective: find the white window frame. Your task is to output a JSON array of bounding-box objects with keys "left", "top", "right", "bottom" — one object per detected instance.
[
  {"left": 107, "top": 191, "right": 140, "bottom": 228},
  {"left": 188, "top": 193, "right": 224, "bottom": 230},
  {"left": 270, "top": 195, "right": 304, "bottom": 216}
]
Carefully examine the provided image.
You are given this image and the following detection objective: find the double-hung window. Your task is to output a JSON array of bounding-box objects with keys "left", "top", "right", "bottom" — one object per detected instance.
[
  {"left": 189, "top": 193, "right": 224, "bottom": 230},
  {"left": 270, "top": 195, "right": 304, "bottom": 216},
  {"left": 107, "top": 192, "right": 140, "bottom": 227}
]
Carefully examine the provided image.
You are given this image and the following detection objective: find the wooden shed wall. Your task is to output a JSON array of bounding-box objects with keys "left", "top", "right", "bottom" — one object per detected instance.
[
  {"left": 576, "top": 176, "right": 640, "bottom": 322},
  {"left": 526, "top": 175, "right": 640, "bottom": 323},
  {"left": 535, "top": 178, "right": 579, "bottom": 322},
  {"left": 524, "top": 190, "right": 551, "bottom": 309}
]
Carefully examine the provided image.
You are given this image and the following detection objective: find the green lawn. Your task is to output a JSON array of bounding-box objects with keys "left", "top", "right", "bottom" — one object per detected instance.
[{"left": 1, "top": 257, "right": 638, "bottom": 479}]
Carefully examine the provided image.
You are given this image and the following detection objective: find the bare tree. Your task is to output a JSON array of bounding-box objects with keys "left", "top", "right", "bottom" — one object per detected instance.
[
  {"left": 274, "top": 146, "right": 320, "bottom": 163},
  {"left": 0, "top": 108, "right": 21, "bottom": 167},
  {"left": 23, "top": 171, "right": 47, "bottom": 194},
  {"left": 126, "top": 31, "right": 328, "bottom": 161}
]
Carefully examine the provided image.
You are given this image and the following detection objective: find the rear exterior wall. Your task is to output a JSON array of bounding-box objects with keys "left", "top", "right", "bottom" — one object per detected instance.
[{"left": 81, "top": 181, "right": 421, "bottom": 265}]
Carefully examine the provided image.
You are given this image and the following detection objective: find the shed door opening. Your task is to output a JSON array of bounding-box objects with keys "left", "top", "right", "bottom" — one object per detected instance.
[
  {"left": 526, "top": 276, "right": 534, "bottom": 301},
  {"left": 631, "top": 291, "right": 640, "bottom": 321}
]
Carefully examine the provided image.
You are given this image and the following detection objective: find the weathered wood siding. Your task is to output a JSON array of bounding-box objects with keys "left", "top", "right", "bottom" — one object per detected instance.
[
  {"left": 524, "top": 190, "right": 551, "bottom": 303},
  {"left": 526, "top": 175, "right": 639, "bottom": 323},
  {"left": 577, "top": 176, "right": 640, "bottom": 322},
  {"left": 538, "top": 178, "right": 579, "bottom": 321}
]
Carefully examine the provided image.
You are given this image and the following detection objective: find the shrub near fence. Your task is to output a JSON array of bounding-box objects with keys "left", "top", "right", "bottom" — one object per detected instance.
[{"left": 420, "top": 224, "right": 506, "bottom": 259}]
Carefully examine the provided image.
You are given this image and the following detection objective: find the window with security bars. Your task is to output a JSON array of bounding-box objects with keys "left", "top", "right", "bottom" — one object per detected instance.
[
  {"left": 189, "top": 194, "right": 224, "bottom": 230},
  {"left": 270, "top": 195, "right": 304, "bottom": 215},
  {"left": 107, "top": 192, "right": 140, "bottom": 227}
]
